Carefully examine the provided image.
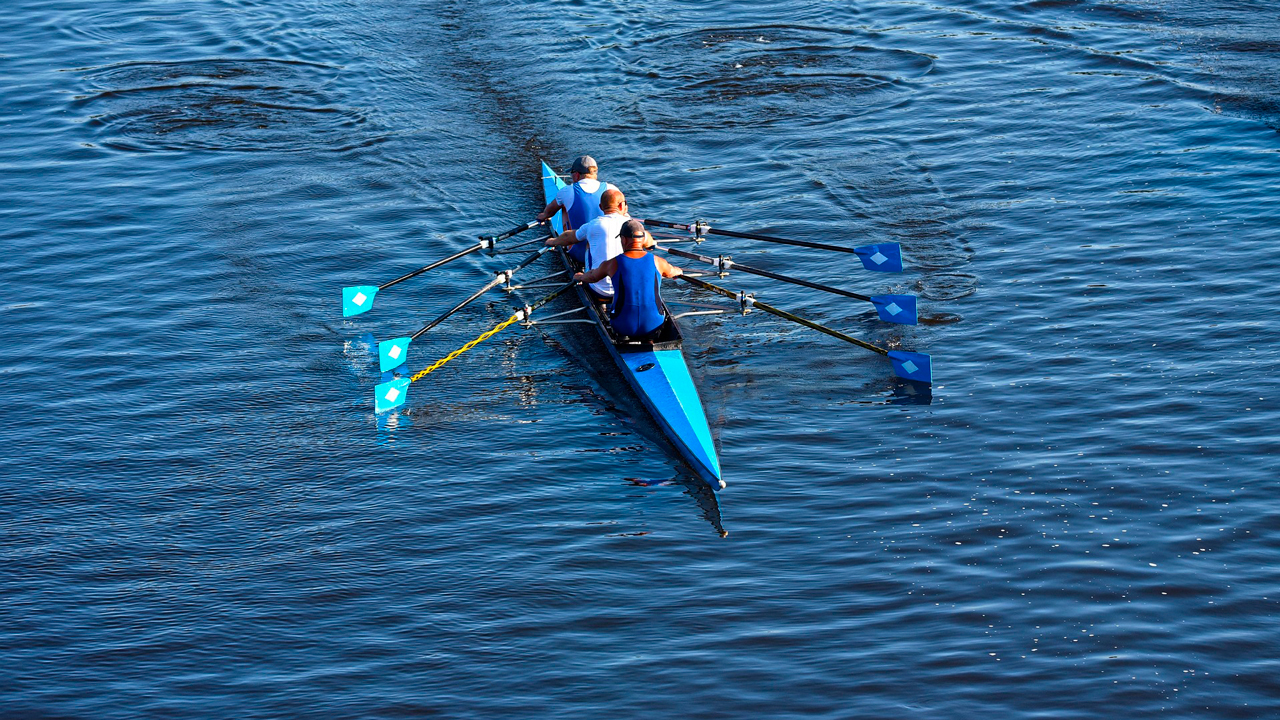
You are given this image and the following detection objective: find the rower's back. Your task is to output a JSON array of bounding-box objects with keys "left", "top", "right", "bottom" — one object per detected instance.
[
  {"left": 566, "top": 179, "right": 609, "bottom": 230},
  {"left": 610, "top": 252, "right": 666, "bottom": 339},
  {"left": 559, "top": 155, "right": 614, "bottom": 230}
]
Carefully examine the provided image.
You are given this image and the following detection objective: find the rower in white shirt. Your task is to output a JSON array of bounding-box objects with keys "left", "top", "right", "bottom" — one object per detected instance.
[{"left": 545, "top": 188, "right": 640, "bottom": 300}]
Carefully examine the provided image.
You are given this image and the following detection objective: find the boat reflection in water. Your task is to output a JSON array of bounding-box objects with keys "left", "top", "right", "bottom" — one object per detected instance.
[{"left": 624, "top": 473, "right": 727, "bottom": 538}]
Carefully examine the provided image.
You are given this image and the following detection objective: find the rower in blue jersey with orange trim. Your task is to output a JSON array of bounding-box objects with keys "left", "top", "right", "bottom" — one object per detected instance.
[
  {"left": 536, "top": 155, "right": 619, "bottom": 262},
  {"left": 574, "top": 219, "right": 685, "bottom": 339}
]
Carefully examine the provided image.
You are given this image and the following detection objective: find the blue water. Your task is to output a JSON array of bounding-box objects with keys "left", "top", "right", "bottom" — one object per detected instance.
[{"left": 3, "top": 0, "right": 1278, "bottom": 716}]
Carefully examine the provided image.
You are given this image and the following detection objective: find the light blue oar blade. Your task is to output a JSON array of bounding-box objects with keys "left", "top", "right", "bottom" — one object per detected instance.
[
  {"left": 887, "top": 350, "right": 932, "bottom": 384},
  {"left": 870, "top": 294, "right": 918, "bottom": 325},
  {"left": 343, "top": 285, "right": 380, "bottom": 317},
  {"left": 378, "top": 336, "right": 412, "bottom": 372},
  {"left": 854, "top": 243, "right": 903, "bottom": 273},
  {"left": 374, "top": 377, "right": 411, "bottom": 413}
]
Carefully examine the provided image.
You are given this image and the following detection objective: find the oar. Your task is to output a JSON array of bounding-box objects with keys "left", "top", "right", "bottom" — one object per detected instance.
[
  {"left": 378, "top": 245, "right": 552, "bottom": 372},
  {"left": 656, "top": 244, "right": 917, "bottom": 325},
  {"left": 679, "top": 275, "right": 932, "bottom": 384},
  {"left": 643, "top": 218, "right": 903, "bottom": 273},
  {"left": 342, "top": 219, "right": 544, "bottom": 317},
  {"left": 375, "top": 280, "right": 578, "bottom": 412}
]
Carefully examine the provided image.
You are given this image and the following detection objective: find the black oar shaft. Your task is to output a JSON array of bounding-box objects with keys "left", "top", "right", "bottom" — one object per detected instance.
[
  {"left": 679, "top": 275, "right": 888, "bottom": 356},
  {"left": 413, "top": 276, "right": 503, "bottom": 340},
  {"left": 523, "top": 280, "right": 578, "bottom": 313},
  {"left": 751, "top": 298, "right": 887, "bottom": 356},
  {"left": 382, "top": 244, "right": 481, "bottom": 290},
  {"left": 481, "top": 219, "right": 543, "bottom": 243},
  {"left": 645, "top": 218, "right": 859, "bottom": 255},
  {"left": 410, "top": 246, "right": 551, "bottom": 340},
  {"left": 511, "top": 245, "right": 552, "bottom": 273},
  {"left": 405, "top": 279, "right": 576, "bottom": 385},
  {"left": 382, "top": 220, "right": 544, "bottom": 291},
  {"left": 658, "top": 245, "right": 872, "bottom": 303}
]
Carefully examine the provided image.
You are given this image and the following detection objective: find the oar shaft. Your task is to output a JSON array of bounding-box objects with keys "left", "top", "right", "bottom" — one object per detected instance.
[
  {"left": 481, "top": 219, "right": 544, "bottom": 243},
  {"left": 679, "top": 275, "right": 888, "bottom": 356},
  {"left": 750, "top": 298, "right": 887, "bottom": 356},
  {"left": 381, "top": 243, "right": 482, "bottom": 290},
  {"left": 743, "top": 265, "right": 871, "bottom": 302},
  {"left": 523, "top": 279, "right": 578, "bottom": 313},
  {"left": 495, "top": 235, "right": 548, "bottom": 253},
  {"left": 645, "top": 218, "right": 860, "bottom": 255},
  {"left": 410, "top": 246, "right": 551, "bottom": 341},
  {"left": 658, "top": 245, "right": 872, "bottom": 302},
  {"left": 406, "top": 280, "right": 577, "bottom": 385},
  {"left": 383, "top": 220, "right": 545, "bottom": 291},
  {"left": 511, "top": 245, "right": 551, "bottom": 273},
  {"left": 413, "top": 276, "right": 503, "bottom": 340}
]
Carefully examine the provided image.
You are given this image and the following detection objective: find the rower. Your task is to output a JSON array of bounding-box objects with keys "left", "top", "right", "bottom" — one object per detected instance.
[
  {"left": 574, "top": 219, "right": 683, "bottom": 339},
  {"left": 546, "top": 188, "right": 630, "bottom": 300},
  {"left": 536, "top": 155, "right": 619, "bottom": 262}
]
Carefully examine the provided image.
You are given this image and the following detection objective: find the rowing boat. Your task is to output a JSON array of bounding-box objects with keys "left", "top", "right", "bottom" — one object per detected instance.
[
  {"left": 362, "top": 168, "right": 929, "bottom": 477},
  {"left": 540, "top": 161, "right": 724, "bottom": 488}
]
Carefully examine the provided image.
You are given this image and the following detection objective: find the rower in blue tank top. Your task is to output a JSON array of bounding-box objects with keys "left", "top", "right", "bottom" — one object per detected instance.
[
  {"left": 535, "top": 155, "right": 619, "bottom": 263},
  {"left": 574, "top": 219, "right": 685, "bottom": 339}
]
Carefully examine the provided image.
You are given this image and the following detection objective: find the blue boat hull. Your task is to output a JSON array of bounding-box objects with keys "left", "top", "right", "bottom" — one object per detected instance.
[{"left": 540, "top": 161, "right": 723, "bottom": 488}]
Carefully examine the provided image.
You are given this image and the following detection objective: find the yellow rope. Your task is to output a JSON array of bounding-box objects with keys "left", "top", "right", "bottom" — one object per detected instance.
[{"left": 410, "top": 312, "right": 522, "bottom": 382}]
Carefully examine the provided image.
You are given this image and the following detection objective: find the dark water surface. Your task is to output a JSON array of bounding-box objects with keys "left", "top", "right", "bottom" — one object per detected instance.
[{"left": 4, "top": 0, "right": 1279, "bottom": 717}]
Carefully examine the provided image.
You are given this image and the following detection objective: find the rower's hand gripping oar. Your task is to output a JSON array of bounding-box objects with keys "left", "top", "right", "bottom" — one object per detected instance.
[
  {"left": 342, "top": 219, "right": 544, "bottom": 317},
  {"left": 644, "top": 218, "right": 903, "bottom": 273},
  {"left": 656, "top": 245, "right": 917, "bottom": 325},
  {"left": 678, "top": 275, "right": 932, "bottom": 384},
  {"left": 374, "top": 280, "right": 578, "bottom": 412},
  {"left": 377, "top": 245, "right": 552, "bottom": 372}
]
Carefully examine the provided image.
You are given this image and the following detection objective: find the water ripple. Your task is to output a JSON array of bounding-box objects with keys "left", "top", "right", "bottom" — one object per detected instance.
[{"left": 70, "top": 58, "right": 383, "bottom": 153}]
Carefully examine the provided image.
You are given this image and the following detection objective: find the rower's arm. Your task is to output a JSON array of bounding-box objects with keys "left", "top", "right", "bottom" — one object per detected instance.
[
  {"left": 655, "top": 256, "right": 684, "bottom": 279},
  {"left": 536, "top": 200, "right": 563, "bottom": 222},
  {"left": 545, "top": 229, "right": 578, "bottom": 247},
  {"left": 576, "top": 258, "right": 615, "bottom": 284}
]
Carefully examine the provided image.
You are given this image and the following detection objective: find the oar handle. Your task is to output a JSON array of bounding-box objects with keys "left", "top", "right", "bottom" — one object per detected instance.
[
  {"left": 678, "top": 275, "right": 888, "bottom": 356},
  {"left": 512, "top": 245, "right": 551, "bottom": 272},
  {"left": 480, "top": 219, "right": 545, "bottom": 243},
  {"left": 679, "top": 273, "right": 738, "bottom": 300},
  {"left": 658, "top": 245, "right": 872, "bottom": 303},
  {"left": 645, "top": 218, "right": 699, "bottom": 232},
  {"left": 515, "top": 280, "right": 579, "bottom": 320},
  {"left": 658, "top": 244, "right": 719, "bottom": 266},
  {"left": 645, "top": 218, "right": 861, "bottom": 255}
]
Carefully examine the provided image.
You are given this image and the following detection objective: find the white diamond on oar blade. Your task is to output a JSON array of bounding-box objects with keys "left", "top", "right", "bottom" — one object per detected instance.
[
  {"left": 384, "top": 387, "right": 401, "bottom": 402},
  {"left": 901, "top": 360, "right": 918, "bottom": 374},
  {"left": 870, "top": 251, "right": 888, "bottom": 265},
  {"left": 388, "top": 345, "right": 402, "bottom": 360},
  {"left": 885, "top": 302, "right": 902, "bottom": 316},
  {"left": 353, "top": 292, "right": 368, "bottom": 306}
]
